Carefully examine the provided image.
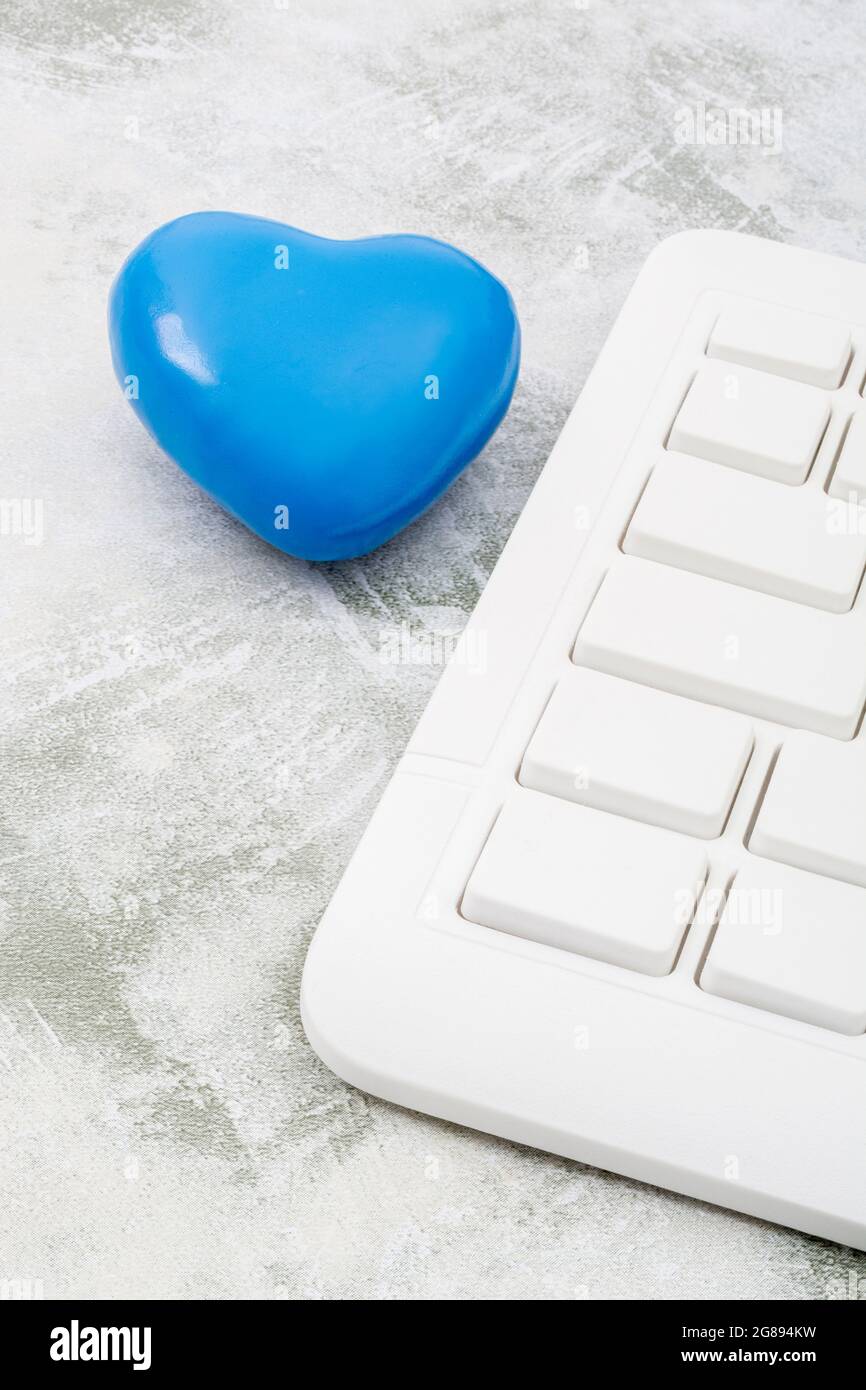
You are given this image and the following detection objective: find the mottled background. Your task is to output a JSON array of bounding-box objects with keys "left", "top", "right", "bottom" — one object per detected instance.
[{"left": 1, "top": 0, "right": 865, "bottom": 1300}]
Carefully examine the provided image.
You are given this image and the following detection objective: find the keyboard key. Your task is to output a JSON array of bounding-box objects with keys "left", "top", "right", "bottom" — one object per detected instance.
[
  {"left": 829, "top": 410, "right": 866, "bottom": 505},
  {"left": 521, "top": 666, "right": 752, "bottom": 837},
  {"left": 668, "top": 358, "right": 830, "bottom": 484},
  {"left": 463, "top": 788, "right": 707, "bottom": 976},
  {"left": 702, "top": 858, "right": 866, "bottom": 1034},
  {"left": 573, "top": 556, "right": 866, "bottom": 739},
  {"left": 625, "top": 453, "right": 866, "bottom": 613},
  {"left": 707, "top": 300, "right": 851, "bottom": 389},
  {"left": 751, "top": 735, "right": 866, "bottom": 888}
]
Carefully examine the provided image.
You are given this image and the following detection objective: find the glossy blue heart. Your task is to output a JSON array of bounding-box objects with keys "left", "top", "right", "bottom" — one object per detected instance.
[{"left": 108, "top": 212, "right": 520, "bottom": 561}]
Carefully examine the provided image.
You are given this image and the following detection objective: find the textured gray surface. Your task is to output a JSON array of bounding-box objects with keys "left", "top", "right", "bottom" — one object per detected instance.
[{"left": 2, "top": 0, "right": 866, "bottom": 1300}]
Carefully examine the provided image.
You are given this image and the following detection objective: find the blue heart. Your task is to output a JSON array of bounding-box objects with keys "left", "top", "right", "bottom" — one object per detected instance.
[{"left": 108, "top": 212, "right": 520, "bottom": 560}]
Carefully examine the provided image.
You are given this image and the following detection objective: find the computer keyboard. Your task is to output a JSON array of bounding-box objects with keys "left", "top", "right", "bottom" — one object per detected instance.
[{"left": 301, "top": 231, "right": 866, "bottom": 1250}]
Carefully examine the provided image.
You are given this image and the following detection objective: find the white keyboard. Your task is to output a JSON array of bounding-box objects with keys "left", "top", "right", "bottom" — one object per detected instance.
[{"left": 302, "top": 231, "right": 866, "bottom": 1249}]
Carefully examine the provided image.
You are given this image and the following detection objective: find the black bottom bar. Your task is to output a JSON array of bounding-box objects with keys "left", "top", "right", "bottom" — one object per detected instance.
[{"left": 2, "top": 1297, "right": 862, "bottom": 1374}]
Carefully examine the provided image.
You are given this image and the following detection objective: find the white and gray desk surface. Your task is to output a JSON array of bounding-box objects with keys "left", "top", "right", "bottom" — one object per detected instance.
[{"left": 2, "top": 0, "right": 864, "bottom": 1300}]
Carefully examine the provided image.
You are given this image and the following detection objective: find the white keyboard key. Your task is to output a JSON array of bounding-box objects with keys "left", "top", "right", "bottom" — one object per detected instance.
[
  {"left": 668, "top": 358, "right": 830, "bottom": 484},
  {"left": 829, "top": 409, "right": 866, "bottom": 505},
  {"left": 463, "top": 788, "right": 707, "bottom": 976},
  {"left": 751, "top": 735, "right": 866, "bottom": 888},
  {"left": 521, "top": 666, "right": 752, "bottom": 837},
  {"left": 707, "top": 300, "right": 851, "bottom": 389},
  {"left": 573, "top": 556, "right": 866, "bottom": 739},
  {"left": 625, "top": 453, "right": 866, "bottom": 613},
  {"left": 702, "top": 858, "right": 866, "bottom": 1034}
]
